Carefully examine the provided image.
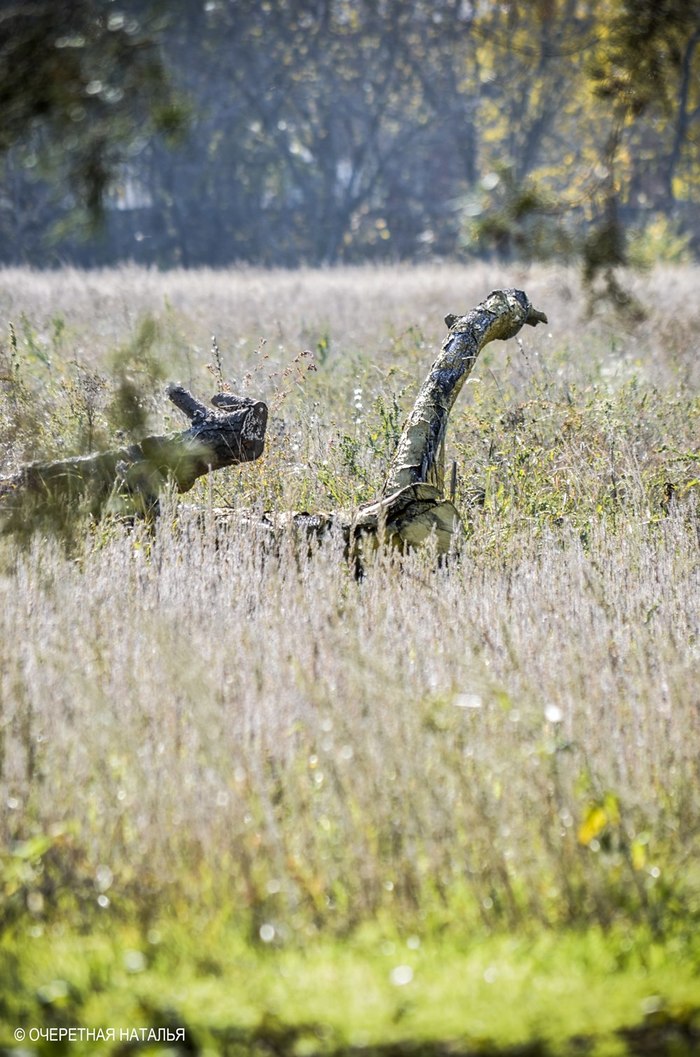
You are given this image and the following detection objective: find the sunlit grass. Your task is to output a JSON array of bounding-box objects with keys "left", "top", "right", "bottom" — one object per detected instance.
[
  {"left": 1, "top": 509, "right": 697, "bottom": 937},
  {"left": 4, "top": 918, "right": 700, "bottom": 1055},
  {"left": 0, "top": 263, "right": 699, "bottom": 1053}
]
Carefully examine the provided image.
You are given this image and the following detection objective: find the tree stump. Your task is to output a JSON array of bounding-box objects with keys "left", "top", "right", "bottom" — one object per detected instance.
[{"left": 0, "top": 386, "right": 267, "bottom": 533}]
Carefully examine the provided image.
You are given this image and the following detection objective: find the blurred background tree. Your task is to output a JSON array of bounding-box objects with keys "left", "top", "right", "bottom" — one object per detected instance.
[
  {"left": 1, "top": 0, "right": 698, "bottom": 272},
  {"left": 0, "top": 0, "right": 184, "bottom": 255}
]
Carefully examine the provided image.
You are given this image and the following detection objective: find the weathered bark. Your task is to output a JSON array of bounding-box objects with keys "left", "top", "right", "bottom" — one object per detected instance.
[
  {"left": 0, "top": 385, "right": 267, "bottom": 530},
  {"left": 217, "top": 289, "right": 547, "bottom": 559},
  {"left": 215, "top": 481, "right": 460, "bottom": 556},
  {"left": 382, "top": 288, "right": 547, "bottom": 496}
]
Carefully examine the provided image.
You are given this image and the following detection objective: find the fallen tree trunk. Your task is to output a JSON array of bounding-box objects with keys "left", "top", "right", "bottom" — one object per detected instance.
[
  {"left": 0, "top": 289, "right": 546, "bottom": 552},
  {"left": 214, "top": 480, "right": 461, "bottom": 556},
  {"left": 219, "top": 289, "right": 547, "bottom": 557},
  {"left": 0, "top": 386, "right": 267, "bottom": 532}
]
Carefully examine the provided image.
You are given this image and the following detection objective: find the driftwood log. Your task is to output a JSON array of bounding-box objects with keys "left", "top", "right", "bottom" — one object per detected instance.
[
  {"left": 0, "top": 289, "right": 546, "bottom": 551},
  {"left": 0, "top": 386, "right": 267, "bottom": 532},
  {"left": 241, "top": 289, "right": 547, "bottom": 556}
]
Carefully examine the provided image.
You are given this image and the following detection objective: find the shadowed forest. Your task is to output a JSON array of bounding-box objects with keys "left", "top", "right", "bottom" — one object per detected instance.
[{"left": 2, "top": 0, "right": 700, "bottom": 273}]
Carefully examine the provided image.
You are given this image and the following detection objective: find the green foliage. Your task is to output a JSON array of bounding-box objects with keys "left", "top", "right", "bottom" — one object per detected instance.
[
  {"left": 465, "top": 167, "right": 574, "bottom": 263},
  {"left": 589, "top": 0, "right": 700, "bottom": 117},
  {"left": 628, "top": 215, "right": 694, "bottom": 267},
  {"left": 2, "top": 919, "right": 700, "bottom": 1055},
  {"left": 582, "top": 214, "right": 627, "bottom": 284},
  {"left": 107, "top": 315, "right": 165, "bottom": 440},
  {"left": 0, "top": 313, "right": 167, "bottom": 468}
]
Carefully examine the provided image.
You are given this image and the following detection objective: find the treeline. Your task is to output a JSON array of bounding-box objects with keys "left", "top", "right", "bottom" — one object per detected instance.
[{"left": 1, "top": 0, "right": 699, "bottom": 268}]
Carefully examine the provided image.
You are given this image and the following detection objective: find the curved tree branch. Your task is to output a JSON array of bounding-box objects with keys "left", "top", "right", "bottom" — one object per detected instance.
[
  {"left": 1, "top": 290, "right": 546, "bottom": 558},
  {"left": 242, "top": 289, "right": 548, "bottom": 560},
  {"left": 382, "top": 288, "right": 547, "bottom": 496}
]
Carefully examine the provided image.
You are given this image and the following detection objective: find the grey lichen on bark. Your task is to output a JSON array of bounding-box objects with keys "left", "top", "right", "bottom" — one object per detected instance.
[{"left": 382, "top": 289, "right": 547, "bottom": 497}]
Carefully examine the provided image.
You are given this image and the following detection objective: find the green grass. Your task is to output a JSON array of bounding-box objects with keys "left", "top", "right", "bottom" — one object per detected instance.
[
  {"left": 3, "top": 917, "right": 700, "bottom": 1055},
  {"left": 0, "top": 263, "right": 699, "bottom": 1054}
]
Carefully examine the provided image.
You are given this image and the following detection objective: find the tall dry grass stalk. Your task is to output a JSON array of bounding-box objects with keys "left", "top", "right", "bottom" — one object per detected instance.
[
  {"left": 0, "top": 264, "right": 698, "bottom": 939},
  {"left": 0, "top": 262, "right": 698, "bottom": 389},
  {"left": 0, "top": 503, "right": 697, "bottom": 937}
]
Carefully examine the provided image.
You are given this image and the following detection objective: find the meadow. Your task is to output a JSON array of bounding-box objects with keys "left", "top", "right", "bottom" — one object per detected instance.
[{"left": 0, "top": 264, "right": 699, "bottom": 1056}]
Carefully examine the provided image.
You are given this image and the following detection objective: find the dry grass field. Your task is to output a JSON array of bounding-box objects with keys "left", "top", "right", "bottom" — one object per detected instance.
[{"left": 0, "top": 264, "right": 699, "bottom": 1055}]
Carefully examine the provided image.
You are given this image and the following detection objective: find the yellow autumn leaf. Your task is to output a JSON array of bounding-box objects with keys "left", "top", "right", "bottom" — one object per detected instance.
[{"left": 578, "top": 805, "right": 608, "bottom": 846}]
